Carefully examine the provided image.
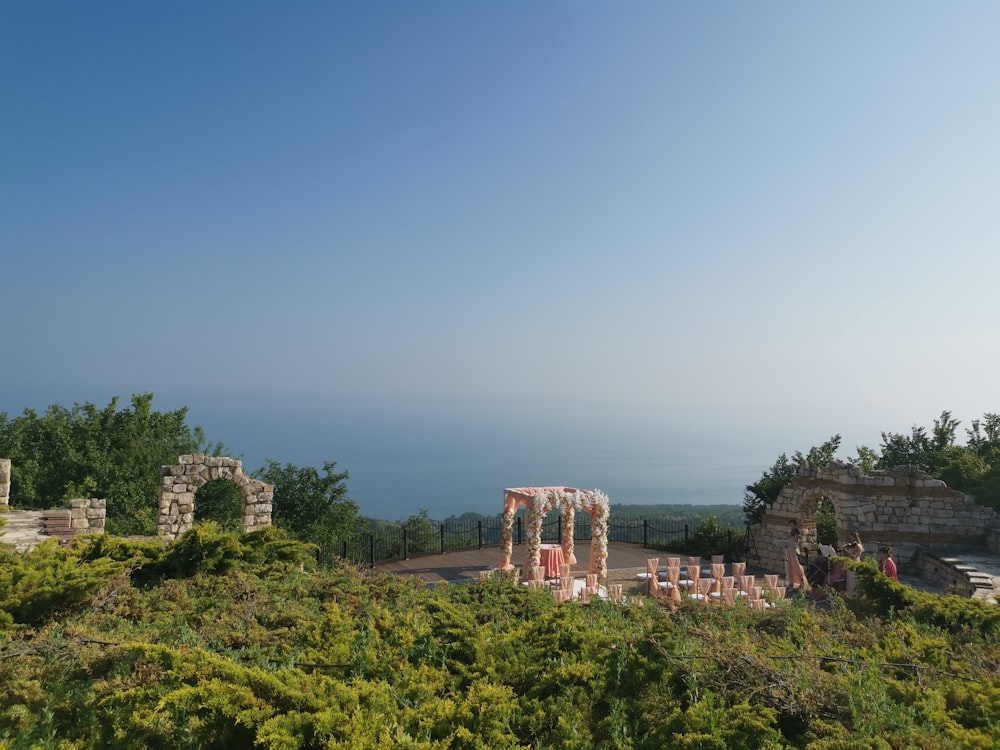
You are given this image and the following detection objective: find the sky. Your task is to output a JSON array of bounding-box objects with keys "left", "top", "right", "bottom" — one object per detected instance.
[{"left": 2, "top": 3, "right": 999, "bottom": 515}]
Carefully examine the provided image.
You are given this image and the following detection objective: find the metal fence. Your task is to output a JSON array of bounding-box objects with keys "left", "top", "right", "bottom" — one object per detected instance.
[{"left": 329, "top": 515, "right": 747, "bottom": 568}]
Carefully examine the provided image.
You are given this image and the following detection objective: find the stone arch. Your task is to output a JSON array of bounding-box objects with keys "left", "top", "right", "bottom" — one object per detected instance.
[
  {"left": 757, "top": 460, "right": 998, "bottom": 573},
  {"left": 497, "top": 486, "right": 611, "bottom": 580},
  {"left": 157, "top": 454, "right": 273, "bottom": 539}
]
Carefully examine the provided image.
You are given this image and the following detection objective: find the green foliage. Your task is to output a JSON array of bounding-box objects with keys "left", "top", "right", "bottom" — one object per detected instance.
[
  {"left": 194, "top": 479, "right": 245, "bottom": 532},
  {"left": 743, "top": 435, "right": 842, "bottom": 524},
  {"left": 854, "top": 410, "right": 1000, "bottom": 508},
  {"left": 0, "top": 394, "right": 225, "bottom": 534},
  {"left": 403, "top": 509, "right": 439, "bottom": 555},
  {"left": 2, "top": 528, "right": 996, "bottom": 748},
  {"left": 659, "top": 514, "right": 745, "bottom": 560},
  {"left": 0, "top": 539, "right": 127, "bottom": 626},
  {"left": 254, "top": 459, "right": 359, "bottom": 561},
  {"left": 746, "top": 411, "right": 1000, "bottom": 520},
  {"left": 816, "top": 498, "right": 838, "bottom": 546},
  {"left": 607, "top": 504, "right": 746, "bottom": 526}
]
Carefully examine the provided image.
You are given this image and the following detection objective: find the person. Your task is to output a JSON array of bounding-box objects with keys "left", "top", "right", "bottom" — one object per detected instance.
[
  {"left": 841, "top": 531, "right": 864, "bottom": 594},
  {"left": 784, "top": 519, "right": 809, "bottom": 591},
  {"left": 877, "top": 546, "right": 899, "bottom": 582}
]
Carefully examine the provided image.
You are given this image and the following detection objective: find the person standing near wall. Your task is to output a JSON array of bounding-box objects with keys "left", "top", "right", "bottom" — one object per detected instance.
[
  {"left": 784, "top": 519, "right": 809, "bottom": 591},
  {"left": 877, "top": 546, "right": 899, "bottom": 582},
  {"left": 841, "top": 531, "right": 864, "bottom": 594}
]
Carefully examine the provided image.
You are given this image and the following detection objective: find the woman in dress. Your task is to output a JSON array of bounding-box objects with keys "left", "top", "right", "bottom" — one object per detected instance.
[
  {"left": 877, "top": 545, "right": 899, "bottom": 582},
  {"left": 784, "top": 519, "right": 809, "bottom": 591},
  {"left": 841, "top": 531, "right": 864, "bottom": 594}
]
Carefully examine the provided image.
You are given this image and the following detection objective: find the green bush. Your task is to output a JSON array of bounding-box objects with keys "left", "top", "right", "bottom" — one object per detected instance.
[{"left": 1, "top": 529, "right": 998, "bottom": 748}]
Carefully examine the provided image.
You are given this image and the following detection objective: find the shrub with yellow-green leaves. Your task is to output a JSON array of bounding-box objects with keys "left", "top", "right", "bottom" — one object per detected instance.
[{"left": 1, "top": 527, "right": 998, "bottom": 748}]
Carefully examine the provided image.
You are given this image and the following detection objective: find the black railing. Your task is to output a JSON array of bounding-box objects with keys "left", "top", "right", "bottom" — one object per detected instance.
[{"left": 326, "top": 515, "right": 746, "bottom": 569}]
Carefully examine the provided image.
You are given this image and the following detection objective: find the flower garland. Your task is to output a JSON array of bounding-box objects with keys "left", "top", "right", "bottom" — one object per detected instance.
[
  {"left": 561, "top": 498, "right": 576, "bottom": 564},
  {"left": 499, "top": 487, "right": 611, "bottom": 582},
  {"left": 498, "top": 506, "right": 517, "bottom": 568},
  {"left": 525, "top": 490, "right": 560, "bottom": 571}
]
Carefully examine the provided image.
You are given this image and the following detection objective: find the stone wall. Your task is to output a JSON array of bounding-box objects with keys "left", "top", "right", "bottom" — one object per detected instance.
[
  {"left": 757, "top": 460, "right": 999, "bottom": 574},
  {"left": 157, "top": 454, "right": 273, "bottom": 539},
  {"left": 0, "top": 459, "right": 10, "bottom": 510},
  {"left": 69, "top": 498, "right": 106, "bottom": 534},
  {"left": 911, "top": 549, "right": 998, "bottom": 600},
  {"left": 988, "top": 524, "right": 1000, "bottom": 554}
]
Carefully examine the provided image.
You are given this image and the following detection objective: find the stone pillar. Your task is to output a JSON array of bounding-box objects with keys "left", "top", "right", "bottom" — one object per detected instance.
[
  {"left": 0, "top": 459, "right": 10, "bottom": 510},
  {"left": 68, "top": 498, "right": 107, "bottom": 534}
]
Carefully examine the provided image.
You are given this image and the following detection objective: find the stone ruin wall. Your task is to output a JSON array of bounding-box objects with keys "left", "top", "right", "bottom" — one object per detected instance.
[
  {"left": 0, "top": 458, "right": 10, "bottom": 511},
  {"left": 69, "top": 498, "right": 106, "bottom": 534},
  {"left": 757, "top": 460, "right": 999, "bottom": 574},
  {"left": 157, "top": 454, "right": 273, "bottom": 539}
]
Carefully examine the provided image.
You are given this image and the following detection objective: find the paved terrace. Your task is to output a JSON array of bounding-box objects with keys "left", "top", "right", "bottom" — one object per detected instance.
[
  {"left": 376, "top": 543, "right": 670, "bottom": 584},
  {"left": 375, "top": 543, "right": 997, "bottom": 601}
]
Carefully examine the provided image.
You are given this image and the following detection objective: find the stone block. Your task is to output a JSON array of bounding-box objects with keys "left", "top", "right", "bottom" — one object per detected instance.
[
  {"left": 180, "top": 513, "right": 193, "bottom": 525},
  {"left": 85, "top": 507, "right": 105, "bottom": 519},
  {"left": 70, "top": 518, "right": 89, "bottom": 530}
]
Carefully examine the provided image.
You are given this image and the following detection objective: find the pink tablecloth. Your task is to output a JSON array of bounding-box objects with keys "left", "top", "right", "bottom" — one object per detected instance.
[{"left": 539, "top": 544, "right": 566, "bottom": 579}]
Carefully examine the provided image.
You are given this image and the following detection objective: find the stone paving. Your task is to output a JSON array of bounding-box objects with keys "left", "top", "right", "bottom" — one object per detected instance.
[{"left": 0, "top": 510, "right": 51, "bottom": 552}]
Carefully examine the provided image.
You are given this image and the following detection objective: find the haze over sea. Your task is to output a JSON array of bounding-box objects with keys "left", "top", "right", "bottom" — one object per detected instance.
[{"left": 180, "top": 395, "right": 815, "bottom": 522}]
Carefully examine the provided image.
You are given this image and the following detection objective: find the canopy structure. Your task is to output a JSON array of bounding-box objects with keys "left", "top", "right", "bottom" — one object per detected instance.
[{"left": 498, "top": 486, "right": 610, "bottom": 580}]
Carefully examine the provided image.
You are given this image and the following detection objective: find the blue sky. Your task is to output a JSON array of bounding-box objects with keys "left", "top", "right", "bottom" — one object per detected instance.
[{"left": 2, "top": 2, "right": 999, "bottom": 499}]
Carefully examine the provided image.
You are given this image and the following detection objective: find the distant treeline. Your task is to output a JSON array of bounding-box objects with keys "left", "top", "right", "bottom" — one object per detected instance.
[{"left": 423, "top": 504, "right": 743, "bottom": 527}]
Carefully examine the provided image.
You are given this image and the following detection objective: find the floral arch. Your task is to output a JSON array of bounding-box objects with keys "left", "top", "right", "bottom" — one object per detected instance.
[{"left": 498, "top": 486, "right": 610, "bottom": 580}]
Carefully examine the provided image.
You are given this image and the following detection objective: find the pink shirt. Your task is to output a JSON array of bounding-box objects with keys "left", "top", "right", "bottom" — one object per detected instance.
[{"left": 878, "top": 557, "right": 898, "bottom": 582}]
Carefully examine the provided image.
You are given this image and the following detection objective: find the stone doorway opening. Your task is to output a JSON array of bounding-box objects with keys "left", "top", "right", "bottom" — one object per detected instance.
[{"left": 194, "top": 478, "right": 244, "bottom": 532}]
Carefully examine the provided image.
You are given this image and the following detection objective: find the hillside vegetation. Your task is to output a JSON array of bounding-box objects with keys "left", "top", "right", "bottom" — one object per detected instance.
[{"left": 1, "top": 525, "right": 998, "bottom": 749}]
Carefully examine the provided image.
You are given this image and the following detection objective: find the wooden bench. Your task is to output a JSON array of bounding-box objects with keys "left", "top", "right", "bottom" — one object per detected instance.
[{"left": 41, "top": 510, "right": 77, "bottom": 543}]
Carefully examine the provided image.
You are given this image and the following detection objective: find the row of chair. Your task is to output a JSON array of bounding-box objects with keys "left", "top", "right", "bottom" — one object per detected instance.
[{"left": 644, "top": 557, "right": 785, "bottom": 607}]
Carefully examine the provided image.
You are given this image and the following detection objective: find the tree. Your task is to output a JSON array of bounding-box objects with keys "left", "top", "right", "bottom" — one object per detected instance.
[
  {"left": 403, "top": 509, "right": 438, "bottom": 555},
  {"left": 195, "top": 479, "right": 245, "bottom": 532},
  {"left": 253, "top": 460, "right": 359, "bottom": 560},
  {"left": 743, "top": 435, "right": 842, "bottom": 525},
  {"left": 874, "top": 410, "right": 960, "bottom": 475},
  {"left": 0, "top": 394, "right": 222, "bottom": 534}
]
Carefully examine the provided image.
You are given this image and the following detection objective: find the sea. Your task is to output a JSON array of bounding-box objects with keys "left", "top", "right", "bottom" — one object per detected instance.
[
  {"left": 206, "top": 403, "right": 775, "bottom": 523},
  {"left": 2, "top": 389, "right": 787, "bottom": 523}
]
